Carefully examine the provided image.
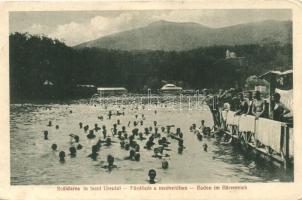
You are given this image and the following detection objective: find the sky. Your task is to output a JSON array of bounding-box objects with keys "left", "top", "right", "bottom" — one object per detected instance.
[{"left": 9, "top": 9, "right": 292, "bottom": 46}]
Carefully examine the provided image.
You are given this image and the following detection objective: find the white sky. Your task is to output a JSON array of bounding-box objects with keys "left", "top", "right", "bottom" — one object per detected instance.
[{"left": 9, "top": 10, "right": 292, "bottom": 46}]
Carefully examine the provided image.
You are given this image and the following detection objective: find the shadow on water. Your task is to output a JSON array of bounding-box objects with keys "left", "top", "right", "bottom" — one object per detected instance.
[{"left": 212, "top": 140, "right": 293, "bottom": 182}]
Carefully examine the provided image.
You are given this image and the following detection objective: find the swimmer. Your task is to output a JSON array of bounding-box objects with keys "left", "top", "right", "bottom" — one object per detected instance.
[
  {"left": 144, "top": 128, "right": 150, "bottom": 135},
  {"left": 59, "top": 151, "right": 65, "bottom": 162},
  {"left": 51, "top": 144, "right": 57, "bottom": 151},
  {"left": 122, "top": 126, "right": 126, "bottom": 133},
  {"left": 124, "top": 143, "right": 130, "bottom": 150},
  {"left": 47, "top": 121, "right": 52, "bottom": 127},
  {"left": 102, "top": 155, "right": 117, "bottom": 171},
  {"left": 79, "top": 122, "right": 83, "bottom": 129},
  {"left": 108, "top": 111, "right": 112, "bottom": 120},
  {"left": 162, "top": 160, "right": 169, "bottom": 169},
  {"left": 203, "top": 143, "right": 208, "bottom": 152},
  {"left": 120, "top": 140, "right": 125, "bottom": 148},
  {"left": 69, "top": 134, "right": 80, "bottom": 143},
  {"left": 95, "top": 124, "right": 101, "bottom": 131},
  {"left": 199, "top": 120, "right": 205, "bottom": 132},
  {"left": 87, "top": 130, "right": 96, "bottom": 139},
  {"left": 148, "top": 169, "right": 157, "bottom": 184},
  {"left": 88, "top": 145, "right": 99, "bottom": 161},
  {"left": 197, "top": 132, "right": 203, "bottom": 141},
  {"left": 138, "top": 132, "right": 146, "bottom": 140},
  {"left": 125, "top": 149, "right": 136, "bottom": 160},
  {"left": 140, "top": 120, "right": 144, "bottom": 126},
  {"left": 117, "top": 131, "right": 122, "bottom": 139},
  {"left": 77, "top": 144, "right": 83, "bottom": 150},
  {"left": 135, "top": 144, "right": 140, "bottom": 152},
  {"left": 55, "top": 125, "right": 59, "bottom": 129},
  {"left": 44, "top": 131, "right": 48, "bottom": 140},
  {"left": 84, "top": 125, "right": 89, "bottom": 132},
  {"left": 153, "top": 121, "right": 157, "bottom": 127},
  {"left": 117, "top": 119, "right": 120, "bottom": 125},
  {"left": 178, "top": 146, "right": 184, "bottom": 154},
  {"left": 144, "top": 140, "right": 154, "bottom": 150},
  {"left": 69, "top": 147, "right": 77, "bottom": 157},
  {"left": 161, "top": 127, "right": 165, "bottom": 133},
  {"left": 102, "top": 129, "right": 107, "bottom": 139},
  {"left": 159, "top": 137, "right": 170, "bottom": 146},
  {"left": 112, "top": 126, "right": 118, "bottom": 136},
  {"left": 105, "top": 137, "right": 112, "bottom": 146},
  {"left": 134, "top": 153, "right": 140, "bottom": 161},
  {"left": 203, "top": 127, "right": 211, "bottom": 136},
  {"left": 128, "top": 121, "right": 131, "bottom": 127},
  {"left": 178, "top": 139, "right": 185, "bottom": 148}
]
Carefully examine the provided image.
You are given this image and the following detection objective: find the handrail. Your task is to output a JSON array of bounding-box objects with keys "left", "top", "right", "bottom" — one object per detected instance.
[{"left": 220, "top": 110, "right": 292, "bottom": 157}]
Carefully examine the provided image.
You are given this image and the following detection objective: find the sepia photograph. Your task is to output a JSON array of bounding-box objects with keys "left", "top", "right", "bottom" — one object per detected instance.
[{"left": 8, "top": 8, "right": 294, "bottom": 186}]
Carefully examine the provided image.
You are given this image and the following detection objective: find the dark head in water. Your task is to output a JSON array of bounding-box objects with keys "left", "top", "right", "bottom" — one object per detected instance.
[
  {"left": 89, "top": 145, "right": 99, "bottom": 161},
  {"left": 197, "top": 132, "right": 203, "bottom": 141},
  {"left": 129, "top": 149, "right": 136, "bottom": 160},
  {"left": 44, "top": 131, "right": 48, "bottom": 140},
  {"left": 144, "top": 128, "right": 150, "bottom": 135},
  {"left": 69, "top": 147, "right": 77, "bottom": 157},
  {"left": 161, "top": 127, "right": 165, "bottom": 133},
  {"left": 51, "top": 143, "right": 57, "bottom": 151},
  {"left": 59, "top": 151, "right": 65, "bottom": 162},
  {"left": 47, "top": 121, "right": 52, "bottom": 127},
  {"left": 134, "top": 153, "right": 140, "bottom": 161},
  {"left": 103, "top": 129, "right": 107, "bottom": 138},
  {"left": 124, "top": 143, "right": 130, "bottom": 151},
  {"left": 74, "top": 135, "right": 80, "bottom": 143},
  {"left": 107, "top": 155, "right": 115, "bottom": 166},
  {"left": 84, "top": 125, "right": 89, "bottom": 132},
  {"left": 87, "top": 130, "right": 96, "bottom": 139},
  {"left": 203, "top": 143, "right": 208, "bottom": 152},
  {"left": 55, "top": 125, "right": 59, "bottom": 129},
  {"left": 148, "top": 169, "right": 156, "bottom": 184},
  {"left": 79, "top": 122, "right": 83, "bottom": 129},
  {"left": 77, "top": 144, "right": 83, "bottom": 150},
  {"left": 106, "top": 137, "right": 112, "bottom": 146},
  {"left": 135, "top": 144, "right": 140, "bottom": 152},
  {"left": 162, "top": 160, "right": 169, "bottom": 169}
]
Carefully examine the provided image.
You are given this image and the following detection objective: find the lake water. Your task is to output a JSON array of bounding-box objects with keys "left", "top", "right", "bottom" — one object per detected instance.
[{"left": 10, "top": 99, "right": 293, "bottom": 185}]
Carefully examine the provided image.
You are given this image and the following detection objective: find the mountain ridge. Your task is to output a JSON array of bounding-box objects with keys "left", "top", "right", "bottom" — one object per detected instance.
[{"left": 74, "top": 20, "right": 292, "bottom": 51}]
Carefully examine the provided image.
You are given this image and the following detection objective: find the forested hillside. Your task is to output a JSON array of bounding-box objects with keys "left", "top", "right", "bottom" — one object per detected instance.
[{"left": 10, "top": 32, "right": 292, "bottom": 101}]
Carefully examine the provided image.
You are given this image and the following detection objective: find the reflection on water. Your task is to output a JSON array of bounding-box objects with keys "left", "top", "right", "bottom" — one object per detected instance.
[{"left": 10, "top": 99, "right": 293, "bottom": 185}]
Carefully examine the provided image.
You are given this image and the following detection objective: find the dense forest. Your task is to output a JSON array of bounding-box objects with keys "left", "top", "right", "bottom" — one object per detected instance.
[{"left": 9, "top": 32, "right": 292, "bottom": 101}]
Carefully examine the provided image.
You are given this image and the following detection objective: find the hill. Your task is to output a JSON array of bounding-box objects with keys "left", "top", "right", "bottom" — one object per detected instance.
[{"left": 74, "top": 20, "right": 292, "bottom": 51}]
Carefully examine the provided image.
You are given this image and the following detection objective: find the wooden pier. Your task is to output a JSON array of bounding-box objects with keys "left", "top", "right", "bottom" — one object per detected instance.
[{"left": 218, "top": 110, "right": 293, "bottom": 170}]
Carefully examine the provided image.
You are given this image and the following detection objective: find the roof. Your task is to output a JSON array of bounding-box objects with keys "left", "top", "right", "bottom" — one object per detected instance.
[
  {"left": 97, "top": 87, "right": 127, "bottom": 91},
  {"left": 77, "top": 84, "right": 95, "bottom": 88},
  {"left": 160, "top": 84, "right": 182, "bottom": 91}
]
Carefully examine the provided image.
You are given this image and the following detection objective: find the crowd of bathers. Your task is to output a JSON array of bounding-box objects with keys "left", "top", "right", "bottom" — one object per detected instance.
[
  {"left": 43, "top": 108, "right": 213, "bottom": 184},
  {"left": 202, "top": 88, "right": 291, "bottom": 123}
]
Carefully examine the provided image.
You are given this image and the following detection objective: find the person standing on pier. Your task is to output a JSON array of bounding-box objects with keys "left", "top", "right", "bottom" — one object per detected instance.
[{"left": 251, "top": 91, "right": 266, "bottom": 119}]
